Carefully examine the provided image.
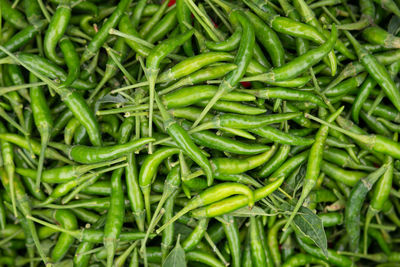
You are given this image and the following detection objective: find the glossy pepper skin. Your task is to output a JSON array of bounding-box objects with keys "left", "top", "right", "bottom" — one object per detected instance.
[{"left": 1, "top": 0, "right": 400, "bottom": 266}]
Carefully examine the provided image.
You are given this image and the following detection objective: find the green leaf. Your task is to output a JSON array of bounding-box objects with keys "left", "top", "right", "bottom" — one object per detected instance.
[
  {"left": 174, "top": 223, "right": 193, "bottom": 241},
  {"left": 229, "top": 205, "right": 275, "bottom": 217},
  {"left": 388, "top": 16, "right": 400, "bottom": 35},
  {"left": 163, "top": 236, "right": 186, "bottom": 267},
  {"left": 98, "top": 94, "right": 129, "bottom": 104},
  {"left": 281, "top": 202, "right": 328, "bottom": 257},
  {"left": 283, "top": 164, "right": 306, "bottom": 195}
]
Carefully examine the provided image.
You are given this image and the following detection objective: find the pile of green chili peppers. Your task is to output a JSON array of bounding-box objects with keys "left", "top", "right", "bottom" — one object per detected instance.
[{"left": 2, "top": 0, "right": 400, "bottom": 266}]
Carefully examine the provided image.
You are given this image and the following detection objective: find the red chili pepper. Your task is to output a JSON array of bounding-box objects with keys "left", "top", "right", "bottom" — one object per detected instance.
[
  {"left": 162, "top": 0, "right": 176, "bottom": 7},
  {"left": 240, "top": 81, "right": 252, "bottom": 88}
]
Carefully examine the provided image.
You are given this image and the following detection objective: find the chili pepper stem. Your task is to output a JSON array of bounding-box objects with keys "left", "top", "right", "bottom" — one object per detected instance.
[
  {"left": 0, "top": 228, "right": 23, "bottom": 247},
  {"left": 145, "top": 69, "right": 159, "bottom": 154},
  {"left": 26, "top": 215, "right": 80, "bottom": 239},
  {"left": 305, "top": 113, "right": 374, "bottom": 144},
  {"left": 62, "top": 163, "right": 128, "bottom": 204},
  {"left": 141, "top": 192, "right": 170, "bottom": 252},
  {"left": 0, "top": 82, "right": 46, "bottom": 96},
  {"left": 0, "top": 107, "right": 28, "bottom": 135},
  {"left": 192, "top": 87, "right": 226, "bottom": 128},
  {"left": 157, "top": 205, "right": 195, "bottom": 234},
  {"left": 140, "top": 208, "right": 165, "bottom": 254}
]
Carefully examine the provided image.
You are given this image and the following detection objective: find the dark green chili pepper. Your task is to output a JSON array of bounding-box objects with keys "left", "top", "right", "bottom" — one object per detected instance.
[
  {"left": 250, "top": 126, "right": 314, "bottom": 146},
  {"left": 345, "top": 165, "right": 387, "bottom": 252},
  {"left": 243, "top": 24, "right": 337, "bottom": 83},
  {"left": 59, "top": 37, "right": 80, "bottom": 87},
  {"left": 51, "top": 210, "right": 77, "bottom": 262},
  {"left": 0, "top": 0, "right": 28, "bottom": 29},
  {"left": 295, "top": 235, "right": 353, "bottom": 267},
  {"left": 43, "top": 0, "right": 71, "bottom": 65},
  {"left": 244, "top": 87, "right": 327, "bottom": 107},
  {"left": 284, "top": 107, "right": 343, "bottom": 231},
  {"left": 139, "top": 147, "right": 180, "bottom": 223},
  {"left": 66, "top": 137, "right": 154, "bottom": 164},
  {"left": 80, "top": 0, "right": 132, "bottom": 63},
  {"left": 0, "top": 21, "right": 47, "bottom": 59},
  {"left": 259, "top": 144, "right": 291, "bottom": 178},
  {"left": 193, "top": 10, "right": 255, "bottom": 127},
  {"left": 245, "top": 10, "right": 284, "bottom": 68}
]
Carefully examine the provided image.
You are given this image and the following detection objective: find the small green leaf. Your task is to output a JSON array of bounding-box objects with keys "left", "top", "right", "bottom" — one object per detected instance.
[
  {"left": 229, "top": 205, "right": 275, "bottom": 217},
  {"left": 281, "top": 202, "right": 328, "bottom": 257},
  {"left": 163, "top": 236, "right": 186, "bottom": 267},
  {"left": 283, "top": 164, "right": 306, "bottom": 195},
  {"left": 174, "top": 223, "right": 193, "bottom": 241},
  {"left": 388, "top": 16, "right": 400, "bottom": 35}
]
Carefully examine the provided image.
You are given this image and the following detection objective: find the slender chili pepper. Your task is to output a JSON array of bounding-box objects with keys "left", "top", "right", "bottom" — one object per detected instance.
[
  {"left": 141, "top": 165, "right": 180, "bottom": 253},
  {"left": 0, "top": 122, "right": 17, "bottom": 216},
  {"left": 0, "top": 0, "right": 28, "bottom": 29},
  {"left": 88, "top": 34, "right": 128, "bottom": 101},
  {"left": 364, "top": 134, "right": 396, "bottom": 253},
  {"left": 363, "top": 26, "right": 400, "bottom": 48},
  {"left": 43, "top": 0, "right": 71, "bottom": 65},
  {"left": 0, "top": 168, "right": 47, "bottom": 264},
  {"left": 0, "top": 21, "right": 47, "bottom": 59},
  {"left": 59, "top": 37, "right": 80, "bottom": 87},
  {"left": 211, "top": 145, "right": 277, "bottom": 175},
  {"left": 243, "top": 24, "right": 337, "bottom": 83},
  {"left": 126, "top": 151, "right": 145, "bottom": 232},
  {"left": 145, "top": 29, "right": 194, "bottom": 153},
  {"left": 103, "top": 118, "right": 133, "bottom": 267},
  {"left": 51, "top": 210, "right": 78, "bottom": 262},
  {"left": 161, "top": 191, "right": 179, "bottom": 262},
  {"left": 192, "top": 10, "right": 255, "bottom": 127},
  {"left": 206, "top": 28, "right": 241, "bottom": 51},
  {"left": 220, "top": 215, "right": 241, "bottom": 267},
  {"left": 244, "top": 87, "right": 327, "bottom": 107},
  {"left": 306, "top": 113, "right": 400, "bottom": 160},
  {"left": 26, "top": 215, "right": 153, "bottom": 244},
  {"left": 345, "top": 165, "right": 387, "bottom": 252},
  {"left": 245, "top": 10, "right": 284, "bottom": 68},
  {"left": 139, "top": 0, "right": 169, "bottom": 38},
  {"left": 193, "top": 112, "right": 302, "bottom": 130},
  {"left": 80, "top": 0, "right": 132, "bottom": 63},
  {"left": 157, "top": 182, "right": 255, "bottom": 233},
  {"left": 296, "top": 235, "right": 353, "bottom": 267},
  {"left": 180, "top": 123, "right": 270, "bottom": 155},
  {"left": 191, "top": 177, "right": 284, "bottom": 217},
  {"left": 131, "top": 0, "right": 147, "bottom": 29},
  {"left": 250, "top": 126, "right": 314, "bottom": 146},
  {"left": 283, "top": 107, "right": 343, "bottom": 231},
  {"left": 64, "top": 137, "right": 154, "bottom": 164},
  {"left": 29, "top": 73, "right": 53, "bottom": 190},
  {"left": 182, "top": 218, "right": 209, "bottom": 251},
  {"left": 145, "top": 8, "right": 178, "bottom": 44},
  {"left": 139, "top": 147, "right": 180, "bottom": 223},
  {"left": 186, "top": 250, "right": 225, "bottom": 267},
  {"left": 259, "top": 144, "right": 291, "bottom": 178},
  {"left": 282, "top": 254, "right": 328, "bottom": 267},
  {"left": 249, "top": 216, "right": 267, "bottom": 267}
]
